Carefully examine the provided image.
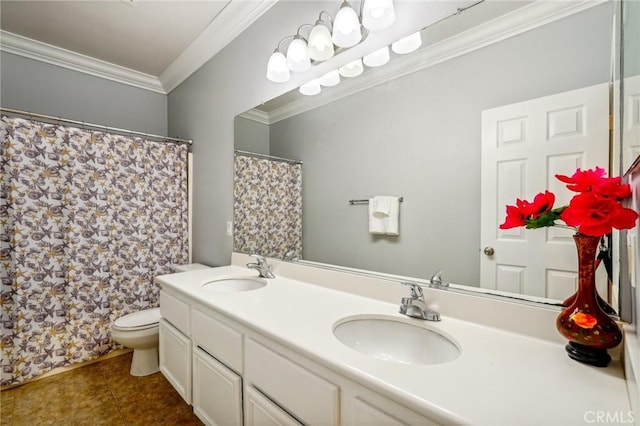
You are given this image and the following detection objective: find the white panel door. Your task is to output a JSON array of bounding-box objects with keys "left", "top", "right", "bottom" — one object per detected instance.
[{"left": 480, "top": 83, "right": 609, "bottom": 298}]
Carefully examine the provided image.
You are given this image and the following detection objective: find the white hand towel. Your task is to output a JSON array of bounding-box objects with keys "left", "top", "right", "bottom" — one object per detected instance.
[
  {"left": 372, "top": 196, "right": 392, "bottom": 217},
  {"left": 368, "top": 198, "right": 386, "bottom": 234},
  {"left": 369, "top": 196, "right": 400, "bottom": 235}
]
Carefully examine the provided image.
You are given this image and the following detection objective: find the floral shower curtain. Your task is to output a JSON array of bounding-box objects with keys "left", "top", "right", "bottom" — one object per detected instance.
[
  {"left": 233, "top": 154, "right": 302, "bottom": 260},
  {"left": 0, "top": 115, "right": 189, "bottom": 386}
]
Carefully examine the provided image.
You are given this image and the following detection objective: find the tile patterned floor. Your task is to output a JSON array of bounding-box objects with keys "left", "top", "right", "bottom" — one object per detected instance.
[{"left": 0, "top": 352, "right": 203, "bottom": 426}]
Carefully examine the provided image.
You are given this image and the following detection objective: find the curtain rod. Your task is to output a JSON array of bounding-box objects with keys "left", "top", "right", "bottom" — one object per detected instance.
[
  {"left": 1, "top": 107, "right": 193, "bottom": 146},
  {"left": 235, "top": 150, "right": 303, "bottom": 165}
]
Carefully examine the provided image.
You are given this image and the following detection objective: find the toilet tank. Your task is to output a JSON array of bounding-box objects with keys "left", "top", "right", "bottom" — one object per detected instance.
[{"left": 174, "top": 263, "right": 209, "bottom": 273}]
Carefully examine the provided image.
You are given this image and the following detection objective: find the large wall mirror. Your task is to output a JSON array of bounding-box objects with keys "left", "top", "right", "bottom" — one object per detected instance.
[{"left": 234, "top": 0, "right": 632, "bottom": 307}]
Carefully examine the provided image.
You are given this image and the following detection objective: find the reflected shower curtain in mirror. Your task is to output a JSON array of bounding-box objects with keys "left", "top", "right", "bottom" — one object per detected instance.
[
  {"left": 0, "top": 115, "right": 189, "bottom": 385},
  {"left": 234, "top": 155, "right": 302, "bottom": 260}
]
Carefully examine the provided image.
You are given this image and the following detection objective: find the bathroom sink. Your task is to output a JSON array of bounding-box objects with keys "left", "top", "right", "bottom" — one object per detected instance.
[
  {"left": 333, "top": 317, "right": 460, "bottom": 365},
  {"left": 202, "top": 277, "right": 267, "bottom": 292}
]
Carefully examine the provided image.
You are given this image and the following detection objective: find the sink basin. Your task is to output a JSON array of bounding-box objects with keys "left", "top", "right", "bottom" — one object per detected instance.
[
  {"left": 333, "top": 317, "right": 460, "bottom": 365},
  {"left": 202, "top": 277, "right": 267, "bottom": 292}
]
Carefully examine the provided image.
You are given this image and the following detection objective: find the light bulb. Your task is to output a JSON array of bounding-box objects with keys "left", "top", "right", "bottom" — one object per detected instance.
[
  {"left": 362, "top": 0, "right": 395, "bottom": 31},
  {"left": 299, "top": 79, "right": 321, "bottom": 96},
  {"left": 266, "top": 51, "right": 290, "bottom": 83},
  {"left": 391, "top": 31, "right": 422, "bottom": 55},
  {"left": 287, "top": 37, "right": 311, "bottom": 72},
  {"left": 363, "top": 46, "right": 390, "bottom": 67},
  {"left": 308, "top": 23, "right": 334, "bottom": 61},
  {"left": 339, "top": 58, "right": 364, "bottom": 78},
  {"left": 332, "top": 2, "right": 362, "bottom": 48},
  {"left": 319, "top": 70, "right": 340, "bottom": 87}
]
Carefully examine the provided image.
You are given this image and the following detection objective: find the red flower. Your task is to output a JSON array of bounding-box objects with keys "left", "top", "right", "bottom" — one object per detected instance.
[
  {"left": 593, "top": 179, "right": 632, "bottom": 200},
  {"left": 528, "top": 191, "right": 555, "bottom": 218},
  {"left": 556, "top": 167, "right": 607, "bottom": 193},
  {"left": 556, "top": 167, "right": 632, "bottom": 200},
  {"left": 561, "top": 192, "right": 638, "bottom": 237},
  {"left": 499, "top": 191, "right": 556, "bottom": 229},
  {"left": 500, "top": 167, "right": 638, "bottom": 235},
  {"left": 499, "top": 199, "right": 530, "bottom": 229}
]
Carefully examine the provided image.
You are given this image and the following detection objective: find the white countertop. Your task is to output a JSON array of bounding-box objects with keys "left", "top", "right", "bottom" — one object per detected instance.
[{"left": 157, "top": 265, "right": 631, "bottom": 425}]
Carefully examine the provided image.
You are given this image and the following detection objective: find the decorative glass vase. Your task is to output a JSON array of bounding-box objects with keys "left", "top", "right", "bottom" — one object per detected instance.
[
  {"left": 561, "top": 239, "right": 617, "bottom": 315},
  {"left": 555, "top": 234, "right": 622, "bottom": 367}
]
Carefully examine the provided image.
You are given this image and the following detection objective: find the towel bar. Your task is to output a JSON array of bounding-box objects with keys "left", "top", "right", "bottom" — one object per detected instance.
[{"left": 349, "top": 197, "right": 404, "bottom": 205}]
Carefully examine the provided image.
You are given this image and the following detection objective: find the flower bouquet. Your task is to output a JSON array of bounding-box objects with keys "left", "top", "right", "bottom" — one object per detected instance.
[{"left": 500, "top": 167, "right": 637, "bottom": 366}]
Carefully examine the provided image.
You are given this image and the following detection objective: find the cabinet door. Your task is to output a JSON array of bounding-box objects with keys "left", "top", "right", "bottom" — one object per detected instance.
[
  {"left": 193, "top": 347, "right": 243, "bottom": 426},
  {"left": 245, "top": 386, "right": 301, "bottom": 426},
  {"left": 159, "top": 318, "right": 192, "bottom": 404}
]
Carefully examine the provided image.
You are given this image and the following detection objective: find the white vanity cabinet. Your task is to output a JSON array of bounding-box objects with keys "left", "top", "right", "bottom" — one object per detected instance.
[
  {"left": 159, "top": 283, "right": 440, "bottom": 426},
  {"left": 159, "top": 291, "right": 192, "bottom": 404}
]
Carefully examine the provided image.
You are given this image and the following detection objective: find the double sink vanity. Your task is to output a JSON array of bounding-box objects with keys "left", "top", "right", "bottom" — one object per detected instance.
[{"left": 157, "top": 254, "right": 632, "bottom": 425}]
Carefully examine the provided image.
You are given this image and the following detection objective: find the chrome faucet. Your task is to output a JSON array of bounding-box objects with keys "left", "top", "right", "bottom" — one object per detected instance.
[
  {"left": 282, "top": 249, "right": 299, "bottom": 261},
  {"left": 247, "top": 254, "right": 275, "bottom": 278},
  {"left": 429, "top": 269, "right": 449, "bottom": 289},
  {"left": 399, "top": 282, "right": 441, "bottom": 321}
]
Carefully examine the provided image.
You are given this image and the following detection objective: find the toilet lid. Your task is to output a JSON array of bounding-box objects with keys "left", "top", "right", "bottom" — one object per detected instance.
[{"left": 114, "top": 307, "right": 160, "bottom": 329}]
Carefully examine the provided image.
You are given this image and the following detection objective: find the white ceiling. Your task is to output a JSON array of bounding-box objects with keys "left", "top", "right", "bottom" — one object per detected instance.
[
  {"left": 1, "top": 1, "right": 228, "bottom": 76},
  {"left": 0, "top": 0, "right": 277, "bottom": 93}
]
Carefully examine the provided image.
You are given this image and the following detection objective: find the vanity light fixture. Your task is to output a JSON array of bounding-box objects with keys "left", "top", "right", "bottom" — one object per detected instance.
[
  {"left": 363, "top": 45, "right": 390, "bottom": 67},
  {"left": 362, "top": 0, "right": 395, "bottom": 31},
  {"left": 319, "top": 69, "right": 341, "bottom": 87},
  {"left": 266, "top": 0, "right": 397, "bottom": 83},
  {"left": 332, "top": 1, "right": 362, "bottom": 48},
  {"left": 299, "top": 79, "right": 322, "bottom": 96},
  {"left": 391, "top": 31, "right": 422, "bottom": 54},
  {"left": 308, "top": 12, "right": 335, "bottom": 61},
  {"left": 339, "top": 58, "right": 364, "bottom": 77}
]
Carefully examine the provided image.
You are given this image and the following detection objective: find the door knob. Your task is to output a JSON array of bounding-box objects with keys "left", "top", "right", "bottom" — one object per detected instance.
[{"left": 483, "top": 247, "right": 495, "bottom": 256}]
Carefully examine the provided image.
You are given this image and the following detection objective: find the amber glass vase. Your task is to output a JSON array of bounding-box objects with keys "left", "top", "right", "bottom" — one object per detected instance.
[{"left": 556, "top": 234, "right": 622, "bottom": 367}]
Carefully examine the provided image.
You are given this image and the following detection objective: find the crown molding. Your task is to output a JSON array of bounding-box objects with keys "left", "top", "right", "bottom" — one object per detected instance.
[
  {"left": 0, "top": 0, "right": 277, "bottom": 95},
  {"left": 266, "top": 0, "right": 607, "bottom": 124},
  {"left": 239, "top": 109, "right": 270, "bottom": 125},
  {"left": 0, "top": 30, "right": 165, "bottom": 94},
  {"left": 159, "top": 0, "right": 278, "bottom": 93}
]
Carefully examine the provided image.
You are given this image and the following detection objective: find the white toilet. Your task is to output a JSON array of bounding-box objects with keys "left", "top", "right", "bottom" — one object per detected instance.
[
  {"left": 111, "top": 263, "right": 209, "bottom": 376},
  {"left": 112, "top": 307, "right": 161, "bottom": 376}
]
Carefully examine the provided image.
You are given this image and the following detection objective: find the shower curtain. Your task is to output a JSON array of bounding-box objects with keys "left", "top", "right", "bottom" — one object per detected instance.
[
  {"left": 0, "top": 115, "right": 189, "bottom": 386},
  {"left": 233, "top": 154, "right": 302, "bottom": 260}
]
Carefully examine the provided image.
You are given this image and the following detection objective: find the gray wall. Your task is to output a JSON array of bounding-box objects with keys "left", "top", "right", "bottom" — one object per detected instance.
[
  {"left": 168, "top": 1, "right": 353, "bottom": 267},
  {"left": 234, "top": 116, "right": 270, "bottom": 155},
  {"left": 268, "top": 4, "right": 612, "bottom": 285},
  {"left": 1, "top": 52, "right": 168, "bottom": 135}
]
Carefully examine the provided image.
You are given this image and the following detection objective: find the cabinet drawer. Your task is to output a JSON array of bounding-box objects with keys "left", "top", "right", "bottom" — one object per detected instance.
[
  {"left": 160, "top": 291, "right": 190, "bottom": 335},
  {"left": 192, "top": 308, "right": 243, "bottom": 374},
  {"left": 245, "top": 338, "right": 339, "bottom": 426}
]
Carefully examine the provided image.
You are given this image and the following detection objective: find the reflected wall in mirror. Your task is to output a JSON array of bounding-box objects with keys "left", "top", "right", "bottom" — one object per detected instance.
[{"left": 235, "top": 1, "right": 620, "bottom": 305}]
